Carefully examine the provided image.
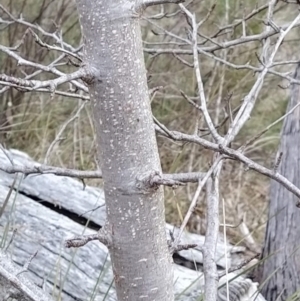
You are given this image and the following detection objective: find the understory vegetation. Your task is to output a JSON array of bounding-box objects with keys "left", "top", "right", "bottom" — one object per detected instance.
[{"left": 0, "top": 0, "right": 296, "bottom": 248}]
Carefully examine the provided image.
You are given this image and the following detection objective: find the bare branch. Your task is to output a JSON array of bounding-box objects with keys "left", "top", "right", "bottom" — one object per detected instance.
[
  {"left": 202, "top": 172, "right": 221, "bottom": 301},
  {"left": 212, "top": 3, "right": 269, "bottom": 37},
  {"left": 65, "top": 226, "right": 112, "bottom": 248},
  {"left": 0, "top": 4, "right": 80, "bottom": 53},
  {"left": 218, "top": 253, "right": 260, "bottom": 279},
  {"left": 0, "top": 44, "right": 87, "bottom": 93},
  {"left": 0, "top": 53, "right": 65, "bottom": 95},
  {"left": 0, "top": 68, "right": 88, "bottom": 92},
  {"left": 143, "top": 19, "right": 300, "bottom": 55},
  {"left": 224, "top": 9, "right": 300, "bottom": 145},
  {"left": 155, "top": 125, "right": 300, "bottom": 201},
  {"left": 164, "top": 171, "right": 206, "bottom": 183},
  {"left": 145, "top": 46, "right": 300, "bottom": 85},
  {"left": 241, "top": 102, "right": 300, "bottom": 150},
  {"left": 169, "top": 242, "right": 198, "bottom": 254},
  {"left": 0, "top": 83, "right": 90, "bottom": 99},
  {"left": 197, "top": 2, "right": 216, "bottom": 28},
  {"left": 0, "top": 163, "right": 103, "bottom": 178},
  {"left": 0, "top": 250, "right": 53, "bottom": 301},
  {"left": 65, "top": 233, "right": 99, "bottom": 248},
  {"left": 0, "top": 159, "right": 207, "bottom": 185},
  {"left": 273, "top": 151, "right": 283, "bottom": 173},
  {"left": 4, "top": 229, "right": 17, "bottom": 252},
  {"left": 173, "top": 155, "right": 224, "bottom": 247},
  {"left": 28, "top": 28, "right": 82, "bottom": 61},
  {"left": 17, "top": 251, "right": 39, "bottom": 276},
  {"left": 180, "top": 4, "right": 223, "bottom": 143}
]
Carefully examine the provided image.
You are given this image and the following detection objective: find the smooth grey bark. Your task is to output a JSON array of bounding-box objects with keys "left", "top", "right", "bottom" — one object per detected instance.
[
  {"left": 259, "top": 63, "right": 300, "bottom": 300},
  {"left": 75, "top": 2, "right": 173, "bottom": 301}
]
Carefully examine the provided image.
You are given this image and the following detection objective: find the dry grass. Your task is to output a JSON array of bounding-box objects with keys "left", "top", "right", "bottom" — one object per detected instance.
[{"left": 0, "top": 0, "right": 298, "bottom": 249}]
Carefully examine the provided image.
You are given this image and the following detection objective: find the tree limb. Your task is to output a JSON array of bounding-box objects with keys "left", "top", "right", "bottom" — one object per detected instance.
[
  {"left": 0, "top": 68, "right": 87, "bottom": 93},
  {"left": 0, "top": 250, "right": 53, "bottom": 301},
  {"left": 143, "top": 19, "right": 300, "bottom": 55},
  {"left": 202, "top": 173, "right": 221, "bottom": 301},
  {"left": 155, "top": 125, "right": 300, "bottom": 202},
  {"left": 0, "top": 148, "right": 208, "bottom": 184}
]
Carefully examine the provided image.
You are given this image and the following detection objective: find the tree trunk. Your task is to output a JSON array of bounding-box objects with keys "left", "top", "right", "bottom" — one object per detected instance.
[
  {"left": 260, "top": 63, "right": 300, "bottom": 300},
  {"left": 75, "top": 2, "right": 173, "bottom": 301}
]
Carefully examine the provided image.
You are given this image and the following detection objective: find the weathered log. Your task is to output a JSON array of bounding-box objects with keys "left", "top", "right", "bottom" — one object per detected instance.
[{"left": 0, "top": 149, "right": 263, "bottom": 301}]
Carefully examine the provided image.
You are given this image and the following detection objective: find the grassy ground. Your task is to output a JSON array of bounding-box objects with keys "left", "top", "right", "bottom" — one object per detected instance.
[{"left": 0, "top": 0, "right": 297, "bottom": 249}]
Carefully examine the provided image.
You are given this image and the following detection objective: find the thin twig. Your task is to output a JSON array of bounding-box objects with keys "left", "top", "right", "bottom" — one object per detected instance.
[
  {"left": 173, "top": 155, "right": 224, "bottom": 247},
  {"left": 180, "top": 4, "right": 223, "bottom": 143},
  {"left": 155, "top": 125, "right": 300, "bottom": 201}
]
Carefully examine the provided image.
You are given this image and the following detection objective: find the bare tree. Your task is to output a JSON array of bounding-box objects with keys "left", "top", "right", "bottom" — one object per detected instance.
[{"left": 1, "top": 1, "right": 300, "bottom": 301}]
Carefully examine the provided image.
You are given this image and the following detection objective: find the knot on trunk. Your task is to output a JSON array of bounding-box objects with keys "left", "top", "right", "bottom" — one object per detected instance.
[
  {"left": 136, "top": 170, "right": 184, "bottom": 192},
  {"left": 135, "top": 170, "right": 162, "bottom": 193},
  {"left": 118, "top": 171, "right": 184, "bottom": 195},
  {"left": 81, "top": 65, "right": 101, "bottom": 85}
]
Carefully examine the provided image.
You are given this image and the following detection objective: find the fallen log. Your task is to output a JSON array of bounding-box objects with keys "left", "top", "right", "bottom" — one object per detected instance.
[{"left": 0, "top": 149, "right": 263, "bottom": 301}]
